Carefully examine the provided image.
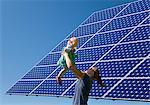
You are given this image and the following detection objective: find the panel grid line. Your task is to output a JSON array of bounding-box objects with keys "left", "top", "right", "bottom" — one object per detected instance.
[
  {"left": 28, "top": 2, "right": 131, "bottom": 96},
  {"left": 101, "top": 54, "right": 150, "bottom": 98},
  {"left": 64, "top": 23, "right": 150, "bottom": 41},
  {"left": 59, "top": 3, "right": 132, "bottom": 96},
  {"left": 18, "top": 77, "right": 150, "bottom": 81},
  {"left": 80, "top": 9, "right": 150, "bottom": 27},
  {"left": 5, "top": 8, "right": 96, "bottom": 93},
  {"left": 75, "top": 3, "right": 131, "bottom": 53},
  {"left": 36, "top": 39, "right": 150, "bottom": 68},
  {"left": 52, "top": 23, "right": 149, "bottom": 54},
  {"left": 90, "top": 15, "right": 150, "bottom": 68},
  {"left": 77, "top": 39, "right": 150, "bottom": 51},
  {"left": 60, "top": 13, "right": 150, "bottom": 96},
  {"left": 89, "top": 96, "right": 150, "bottom": 102},
  {"left": 26, "top": 3, "right": 130, "bottom": 94},
  {"left": 61, "top": 80, "right": 78, "bottom": 96},
  {"left": 93, "top": 0, "right": 142, "bottom": 14},
  {"left": 28, "top": 66, "right": 61, "bottom": 94},
  {"left": 33, "top": 56, "right": 149, "bottom": 68}
]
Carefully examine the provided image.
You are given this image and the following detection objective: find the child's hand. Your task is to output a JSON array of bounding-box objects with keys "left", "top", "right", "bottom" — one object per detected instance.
[
  {"left": 62, "top": 48, "right": 68, "bottom": 56},
  {"left": 61, "top": 49, "right": 66, "bottom": 55}
]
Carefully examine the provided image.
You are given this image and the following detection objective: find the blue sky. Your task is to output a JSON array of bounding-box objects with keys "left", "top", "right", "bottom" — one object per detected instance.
[{"left": 1, "top": 0, "right": 148, "bottom": 105}]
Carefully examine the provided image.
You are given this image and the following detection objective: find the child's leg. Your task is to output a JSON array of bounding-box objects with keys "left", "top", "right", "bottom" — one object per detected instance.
[
  {"left": 56, "top": 67, "right": 68, "bottom": 85},
  {"left": 57, "top": 67, "right": 68, "bottom": 77}
]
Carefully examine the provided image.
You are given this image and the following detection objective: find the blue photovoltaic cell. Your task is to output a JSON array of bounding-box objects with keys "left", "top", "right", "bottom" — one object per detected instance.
[
  {"left": 83, "top": 28, "right": 132, "bottom": 48},
  {"left": 32, "top": 80, "right": 75, "bottom": 95},
  {"left": 49, "top": 67, "right": 75, "bottom": 78},
  {"left": 102, "top": 41, "right": 150, "bottom": 60},
  {"left": 100, "top": 12, "right": 149, "bottom": 32},
  {"left": 22, "top": 66, "right": 57, "bottom": 79},
  {"left": 90, "top": 79, "right": 120, "bottom": 97},
  {"left": 64, "top": 79, "right": 120, "bottom": 97},
  {"left": 76, "top": 36, "right": 93, "bottom": 48},
  {"left": 49, "top": 63, "right": 94, "bottom": 78},
  {"left": 106, "top": 79, "right": 150, "bottom": 100},
  {"left": 52, "top": 40, "right": 68, "bottom": 52},
  {"left": 122, "top": 25, "right": 150, "bottom": 42},
  {"left": 142, "top": 17, "right": 150, "bottom": 25},
  {"left": 76, "top": 46, "right": 112, "bottom": 62},
  {"left": 128, "top": 59, "right": 150, "bottom": 77},
  {"left": 6, "top": 81, "right": 42, "bottom": 94},
  {"left": 67, "top": 20, "right": 109, "bottom": 38},
  {"left": 95, "top": 60, "right": 141, "bottom": 77},
  {"left": 64, "top": 84, "right": 75, "bottom": 96},
  {"left": 52, "top": 36, "right": 93, "bottom": 52},
  {"left": 36, "top": 53, "right": 61, "bottom": 66},
  {"left": 81, "top": 4, "right": 127, "bottom": 25},
  {"left": 6, "top": 0, "right": 150, "bottom": 102},
  {"left": 117, "top": 0, "right": 149, "bottom": 17}
]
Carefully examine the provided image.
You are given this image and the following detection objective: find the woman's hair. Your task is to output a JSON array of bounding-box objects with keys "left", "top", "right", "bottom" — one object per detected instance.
[
  {"left": 91, "top": 67, "right": 99, "bottom": 80},
  {"left": 91, "top": 67, "right": 103, "bottom": 85}
]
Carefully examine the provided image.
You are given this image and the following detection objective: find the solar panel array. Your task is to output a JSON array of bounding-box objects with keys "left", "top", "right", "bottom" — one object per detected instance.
[{"left": 6, "top": 0, "right": 150, "bottom": 102}]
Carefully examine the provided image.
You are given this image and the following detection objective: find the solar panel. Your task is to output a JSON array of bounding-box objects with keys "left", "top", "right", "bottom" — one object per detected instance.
[{"left": 6, "top": 0, "right": 150, "bottom": 102}]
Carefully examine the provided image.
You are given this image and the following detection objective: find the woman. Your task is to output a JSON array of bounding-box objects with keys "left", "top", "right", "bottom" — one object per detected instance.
[{"left": 56, "top": 51, "right": 105, "bottom": 105}]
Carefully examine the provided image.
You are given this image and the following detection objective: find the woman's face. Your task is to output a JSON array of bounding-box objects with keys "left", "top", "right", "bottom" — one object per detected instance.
[{"left": 87, "top": 68, "right": 95, "bottom": 77}]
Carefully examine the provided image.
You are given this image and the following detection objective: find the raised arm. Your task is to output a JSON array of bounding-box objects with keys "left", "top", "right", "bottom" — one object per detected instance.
[{"left": 63, "top": 52, "right": 85, "bottom": 79}]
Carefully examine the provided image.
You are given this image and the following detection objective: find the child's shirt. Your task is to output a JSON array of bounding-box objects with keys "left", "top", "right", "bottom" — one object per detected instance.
[{"left": 57, "top": 46, "right": 77, "bottom": 68}]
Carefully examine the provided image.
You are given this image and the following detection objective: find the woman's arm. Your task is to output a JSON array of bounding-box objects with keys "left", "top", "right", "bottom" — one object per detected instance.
[{"left": 63, "top": 52, "right": 85, "bottom": 79}]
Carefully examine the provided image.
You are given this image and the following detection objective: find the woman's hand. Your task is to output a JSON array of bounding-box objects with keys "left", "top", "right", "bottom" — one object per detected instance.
[{"left": 62, "top": 48, "right": 68, "bottom": 56}]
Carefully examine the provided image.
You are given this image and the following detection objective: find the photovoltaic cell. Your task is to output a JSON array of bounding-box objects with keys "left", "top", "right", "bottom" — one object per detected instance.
[
  {"left": 142, "top": 17, "right": 150, "bottom": 25},
  {"left": 52, "top": 40, "right": 68, "bottom": 52},
  {"left": 95, "top": 60, "right": 141, "bottom": 77},
  {"left": 128, "top": 59, "right": 150, "bottom": 77},
  {"left": 90, "top": 79, "right": 120, "bottom": 97},
  {"left": 106, "top": 79, "right": 150, "bottom": 100},
  {"left": 117, "top": 0, "right": 149, "bottom": 17},
  {"left": 76, "top": 46, "right": 112, "bottom": 62},
  {"left": 121, "top": 25, "right": 150, "bottom": 42},
  {"left": 49, "top": 63, "right": 94, "bottom": 78},
  {"left": 100, "top": 12, "right": 149, "bottom": 32},
  {"left": 36, "top": 53, "right": 61, "bottom": 66},
  {"left": 22, "top": 66, "right": 58, "bottom": 79},
  {"left": 67, "top": 20, "right": 109, "bottom": 38},
  {"left": 81, "top": 4, "right": 127, "bottom": 25},
  {"left": 102, "top": 41, "right": 150, "bottom": 60},
  {"left": 32, "top": 80, "right": 76, "bottom": 95},
  {"left": 6, "top": 0, "right": 150, "bottom": 102},
  {"left": 6, "top": 81, "right": 42, "bottom": 94},
  {"left": 49, "top": 67, "right": 76, "bottom": 78},
  {"left": 83, "top": 28, "right": 133, "bottom": 48}
]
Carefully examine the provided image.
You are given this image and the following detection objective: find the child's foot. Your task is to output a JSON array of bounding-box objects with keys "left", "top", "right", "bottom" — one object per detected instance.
[{"left": 56, "top": 76, "right": 62, "bottom": 85}]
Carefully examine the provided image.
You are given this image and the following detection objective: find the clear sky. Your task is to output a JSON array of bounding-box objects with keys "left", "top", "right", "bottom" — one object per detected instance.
[{"left": 1, "top": 0, "right": 148, "bottom": 105}]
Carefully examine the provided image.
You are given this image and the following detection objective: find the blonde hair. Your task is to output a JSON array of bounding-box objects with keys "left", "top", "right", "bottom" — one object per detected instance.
[{"left": 70, "top": 37, "right": 78, "bottom": 48}]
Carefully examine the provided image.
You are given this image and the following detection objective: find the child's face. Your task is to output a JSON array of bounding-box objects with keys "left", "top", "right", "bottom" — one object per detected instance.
[{"left": 67, "top": 37, "right": 78, "bottom": 47}]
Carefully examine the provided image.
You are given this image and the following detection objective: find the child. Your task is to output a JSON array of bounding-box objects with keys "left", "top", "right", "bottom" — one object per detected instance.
[{"left": 56, "top": 37, "right": 78, "bottom": 85}]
